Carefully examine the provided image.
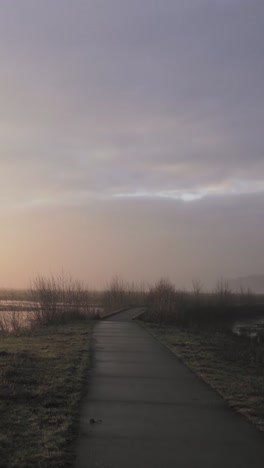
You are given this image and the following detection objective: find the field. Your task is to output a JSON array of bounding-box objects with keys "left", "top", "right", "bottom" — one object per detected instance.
[
  {"left": 137, "top": 279, "right": 264, "bottom": 432},
  {"left": 0, "top": 322, "right": 93, "bottom": 468},
  {"left": 1, "top": 275, "right": 264, "bottom": 466}
]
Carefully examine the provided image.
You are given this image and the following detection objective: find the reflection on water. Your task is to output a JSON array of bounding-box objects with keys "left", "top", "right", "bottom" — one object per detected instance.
[
  {"left": 0, "top": 300, "right": 36, "bottom": 311},
  {"left": 0, "top": 301, "right": 104, "bottom": 332},
  {"left": 233, "top": 318, "right": 264, "bottom": 338}
]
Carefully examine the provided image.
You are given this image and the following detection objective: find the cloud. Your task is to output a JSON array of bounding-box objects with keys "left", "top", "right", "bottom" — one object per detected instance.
[{"left": 0, "top": 1, "right": 264, "bottom": 285}]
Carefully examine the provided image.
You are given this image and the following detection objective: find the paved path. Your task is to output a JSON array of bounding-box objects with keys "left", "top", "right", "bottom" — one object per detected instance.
[
  {"left": 105, "top": 307, "right": 145, "bottom": 322},
  {"left": 75, "top": 308, "right": 264, "bottom": 467}
]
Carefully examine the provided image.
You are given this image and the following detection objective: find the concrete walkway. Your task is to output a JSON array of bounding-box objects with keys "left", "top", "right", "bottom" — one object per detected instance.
[{"left": 75, "top": 308, "right": 264, "bottom": 467}]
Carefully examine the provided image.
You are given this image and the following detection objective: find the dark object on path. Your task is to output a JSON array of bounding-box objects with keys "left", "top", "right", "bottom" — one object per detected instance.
[{"left": 89, "top": 418, "right": 102, "bottom": 424}]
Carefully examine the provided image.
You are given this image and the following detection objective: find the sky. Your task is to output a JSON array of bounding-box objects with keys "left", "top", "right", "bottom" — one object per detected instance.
[{"left": 0, "top": 0, "right": 264, "bottom": 289}]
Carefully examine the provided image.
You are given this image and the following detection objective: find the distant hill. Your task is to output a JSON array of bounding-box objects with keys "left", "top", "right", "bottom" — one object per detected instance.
[{"left": 229, "top": 275, "right": 264, "bottom": 294}]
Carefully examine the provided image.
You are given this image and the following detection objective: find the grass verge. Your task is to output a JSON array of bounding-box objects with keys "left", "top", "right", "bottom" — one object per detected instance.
[
  {"left": 144, "top": 323, "right": 264, "bottom": 433},
  {"left": 0, "top": 322, "right": 93, "bottom": 468}
]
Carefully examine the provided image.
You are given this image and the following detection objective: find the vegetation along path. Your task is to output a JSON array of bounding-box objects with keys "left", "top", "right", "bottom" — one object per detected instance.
[{"left": 75, "top": 308, "right": 264, "bottom": 468}]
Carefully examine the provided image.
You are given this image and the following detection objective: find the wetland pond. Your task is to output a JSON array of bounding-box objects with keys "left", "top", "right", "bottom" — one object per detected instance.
[
  {"left": 232, "top": 317, "right": 264, "bottom": 338},
  {"left": 0, "top": 300, "right": 104, "bottom": 331}
]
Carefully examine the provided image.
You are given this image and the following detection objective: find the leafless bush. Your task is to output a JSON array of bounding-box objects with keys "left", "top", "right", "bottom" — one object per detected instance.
[
  {"left": 29, "top": 273, "right": 99, "bottom": 326},
  {"left": 102, "top": 277, "right": 146, "bottom": 313},
  {"left": 0, "top": 309, "right": 26, "bottom": 334},
  {"left": 0, "top": 290, "right": 28, "bottom": 333},
  {"left": 142, "top": 278, "right": 238, "bottom": 329},
  {"left": 0, "top": 312, "right": 9, "bottom": 333},
  {"left": 144, "top": 279, "right": 179, "bottom": 323}
]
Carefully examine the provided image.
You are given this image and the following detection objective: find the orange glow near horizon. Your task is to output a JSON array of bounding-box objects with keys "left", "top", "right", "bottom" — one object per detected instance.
[{"left": 0, "top": 1, "right": 264, "bottom": 289}]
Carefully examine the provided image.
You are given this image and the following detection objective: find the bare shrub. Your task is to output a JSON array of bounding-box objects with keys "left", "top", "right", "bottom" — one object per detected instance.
[
  {"left": 30, "top": 273, "right": 99, "bottom": 326},
  {"left": 142, "top": 278, "right": 237, "bottom": 329},
  {"left": 102, "top": 277, "right": 146, "bottom": 313},
  {"left": 0, "top": 300, "right": 27, "bottom": 334},
  {"left": 238, "top": 286, "right": 256, "bottom": 305},
  {"left": 143, "top": 279, "right": 192, "bottom": 325},
  {"left": 214, "top": 279, "right": 233, "bottom": 310},
  {"left": 0, "top": 312, "right": 9, "bottom": 333}
]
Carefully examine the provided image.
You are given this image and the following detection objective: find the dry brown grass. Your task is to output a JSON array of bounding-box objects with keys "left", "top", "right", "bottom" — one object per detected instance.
[
  {"left": 145, "top": 323, "right": 264, "bottom": 433},
  {"left": 0, "top": 322, "right": 93, "bottom": 467}
]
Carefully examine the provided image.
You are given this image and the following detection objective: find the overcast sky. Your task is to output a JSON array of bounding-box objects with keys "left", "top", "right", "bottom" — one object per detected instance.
[{"left": 0, "top": 0, "right": 263, "bottom": 289}]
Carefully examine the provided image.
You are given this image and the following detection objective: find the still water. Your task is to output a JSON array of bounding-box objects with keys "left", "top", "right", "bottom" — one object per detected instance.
[
  {"left": 0, "top": 301, "right": 104, "bottom": 331},
  {"left": 233, "top": 317, "right": 264, "bottom": 338}
]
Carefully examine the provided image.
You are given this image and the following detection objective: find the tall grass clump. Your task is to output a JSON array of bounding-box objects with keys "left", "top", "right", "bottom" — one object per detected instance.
[{"left": 30, "top": 273, "right": 98, "bottom": 326}]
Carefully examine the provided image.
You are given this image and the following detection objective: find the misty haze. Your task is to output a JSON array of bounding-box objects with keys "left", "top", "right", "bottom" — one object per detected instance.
[{"left": 0, "top": 1, "right": 264, "bottom": 467}]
